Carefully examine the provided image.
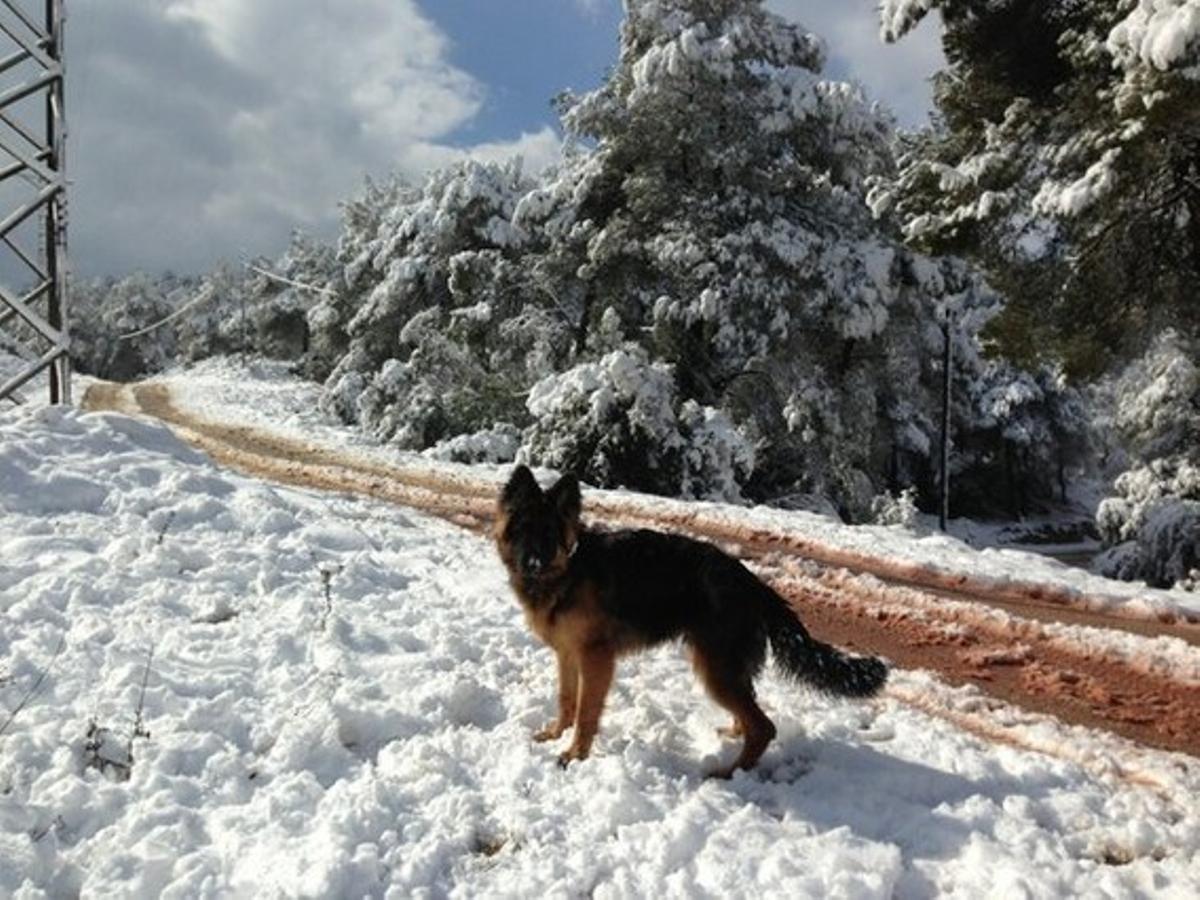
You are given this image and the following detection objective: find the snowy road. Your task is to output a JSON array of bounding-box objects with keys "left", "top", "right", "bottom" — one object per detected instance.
[{"left": 3, "top": 402, "right": 1200, "bottom": 897}]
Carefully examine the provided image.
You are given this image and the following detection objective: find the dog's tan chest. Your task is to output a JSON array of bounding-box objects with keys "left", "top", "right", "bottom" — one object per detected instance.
[{"left": 522, "top": 603, "right": 557, "bottom": 646}]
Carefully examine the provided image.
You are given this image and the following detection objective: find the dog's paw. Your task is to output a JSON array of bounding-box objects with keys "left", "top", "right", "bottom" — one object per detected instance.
[
  {"left": 556, "top": 747, "right": 589, "bottom": 769},
  {"left": 705, "top": 763, "right": 737, "bottom": 780},
  {"left": 716, "top": 723, "right": 743, "bottom": 740},
  {"left": 532, "top": 724, "right": 566, "bottom": 743}
]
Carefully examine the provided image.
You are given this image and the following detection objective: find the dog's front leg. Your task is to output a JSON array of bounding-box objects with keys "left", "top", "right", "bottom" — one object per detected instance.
[
  {"left": 534, "top": 649, "right": 578, "bottom": 742},
  {"left": 558, "top": 645, "right": 614, "bottom": 767}
]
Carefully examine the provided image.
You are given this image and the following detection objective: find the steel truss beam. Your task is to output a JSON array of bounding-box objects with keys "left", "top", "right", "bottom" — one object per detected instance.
[{"left": 0, "top": 0, "right": 68, "bottom": 406}]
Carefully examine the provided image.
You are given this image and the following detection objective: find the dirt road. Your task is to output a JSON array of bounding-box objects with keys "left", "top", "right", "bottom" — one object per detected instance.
[{"left": 83, "top": 381, "right": 1200, "bottom": 759}]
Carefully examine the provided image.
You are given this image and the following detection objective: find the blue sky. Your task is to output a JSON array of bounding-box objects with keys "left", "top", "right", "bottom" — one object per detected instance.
[
  {"left": 61, "top": 0, "right": 941, "bottom": 278},
  {"left": 418, "top": 1, "right": 627, "bottom": 146},
  {"left": 424, "top": 1, "right": 941, "bottom": 141}
]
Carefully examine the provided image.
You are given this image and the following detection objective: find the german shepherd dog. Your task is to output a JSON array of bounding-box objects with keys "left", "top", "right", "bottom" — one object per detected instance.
[{"left": 494, "top": 465, "right": 888, "bottom": 777}]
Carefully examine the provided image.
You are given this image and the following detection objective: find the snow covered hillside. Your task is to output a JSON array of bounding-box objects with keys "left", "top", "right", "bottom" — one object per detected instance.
[{"left": 2, "top": 403, "right": 1199, "bottom": 896}]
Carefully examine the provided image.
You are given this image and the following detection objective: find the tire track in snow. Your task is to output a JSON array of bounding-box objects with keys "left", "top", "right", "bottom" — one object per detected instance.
[{"left": 82, "top": 380, "right": 1200, "bottom": 761}]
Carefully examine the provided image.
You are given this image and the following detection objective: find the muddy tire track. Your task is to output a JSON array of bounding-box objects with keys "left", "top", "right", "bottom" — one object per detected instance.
[{"left": 83, "top": 381, "right": 1200, "bottom": 758}]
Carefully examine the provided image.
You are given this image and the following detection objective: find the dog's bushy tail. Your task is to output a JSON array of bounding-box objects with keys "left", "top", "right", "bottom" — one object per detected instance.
[{"left": 762, "top": 589, "right": 887, "bottom": 697}]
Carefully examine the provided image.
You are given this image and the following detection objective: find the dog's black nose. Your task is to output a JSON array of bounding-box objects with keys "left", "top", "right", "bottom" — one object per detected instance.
[{"left": 523, "top": 554, "right": 544, "bottom": 575}]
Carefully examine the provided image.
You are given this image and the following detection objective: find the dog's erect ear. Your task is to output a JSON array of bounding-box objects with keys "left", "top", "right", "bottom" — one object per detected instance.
[
  {"left": 547, "top": 472, "right": 581, "bottom": 525},
  {"left": 501, "top": 464, "right": 540, "bottom": 511}
]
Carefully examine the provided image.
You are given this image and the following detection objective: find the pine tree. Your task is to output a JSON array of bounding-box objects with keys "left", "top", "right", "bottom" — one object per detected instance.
[
  {"left": 512, "top": 0, "right": 1000, "bottom": 509},
  {"left": 877, "top": 0, "right": 1200, "bottom": 377}
]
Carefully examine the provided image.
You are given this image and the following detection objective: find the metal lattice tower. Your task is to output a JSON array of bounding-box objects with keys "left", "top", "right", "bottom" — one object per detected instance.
[{"left": 0, "top": 0, "right": 68, "bottom": 406}]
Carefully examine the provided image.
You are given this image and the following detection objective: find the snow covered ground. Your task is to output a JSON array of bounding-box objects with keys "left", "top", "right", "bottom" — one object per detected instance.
[
  {"left": 0, "top": 351, "right": 51, "bottom": 407},
  {"left": 159, "top": 357, "right": 1200, "bottom": 620},
  {"left": 3, "top": 401, "right": 1200, "bottom": 896}
]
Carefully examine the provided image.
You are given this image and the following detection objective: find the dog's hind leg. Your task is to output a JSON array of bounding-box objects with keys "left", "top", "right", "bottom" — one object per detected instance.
[
  {"left": 534, "top": 649, "right": 579, "bottom": 743},
  {"left": 557, "top": 645, "right": 615, "bottom": 767},
  {"left": 691, "top": 648, "right": 776, "bottom": 778},
  {"left": 687, "top": 646, "right": 743, "bottom": 740}
]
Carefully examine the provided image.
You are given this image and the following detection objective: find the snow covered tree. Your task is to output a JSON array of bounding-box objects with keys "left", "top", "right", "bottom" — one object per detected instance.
[
  {"left": 525, "top": 0, "right": 894, "bottom": 383},
  {"left": 65, "top": 231, "right": 337, "bottom": 383},
  {"left": 71, "top": 273, "right": 187, "bottom": 380},
  {"left": 316, "top": 159, "right": 555, "bottom": 447},
  {"left": 306, "top": 176, "right": 411, "bottom": 381},
  {"left": 172, "top": 233, "right": 337, "bottom": 365},
  {"left": 509, "top": 0, "right": 1006, "bottom": 510},
  {"left": 173, "top": 264, "right": 252, "bottom": 362},
  {"left": 955, "top": 361, "right": 1092, "bottom": 516},
  {"left": 880, "top": 1, "right": 1200, "bottom": 580},
  {"left": 876, "top": 0, "right": 1200, "bottom": 377},
  {"left": 250, "top": 232, "right": 339, "bottom": 361}
]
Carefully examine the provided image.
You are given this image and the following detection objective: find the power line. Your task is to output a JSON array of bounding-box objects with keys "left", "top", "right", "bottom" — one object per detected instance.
[{"left": 117, "top": 285, "right": 216, "bottom": 340}]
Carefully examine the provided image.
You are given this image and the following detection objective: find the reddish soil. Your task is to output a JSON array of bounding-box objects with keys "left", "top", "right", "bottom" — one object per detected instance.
[
  {"left": 761, "top": 561, "right": 1200, "bottom": 757},
  {"left": 82, "top": 381, "right": 1200, "bottom": 758}
]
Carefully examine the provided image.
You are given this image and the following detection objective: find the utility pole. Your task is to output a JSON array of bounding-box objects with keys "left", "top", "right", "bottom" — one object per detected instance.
[
  {"left": 939, "top": 310, "right": 954, "bottom": 532},
  {"left": 0, "top": 0, "right": 69, "bottom": 406}
]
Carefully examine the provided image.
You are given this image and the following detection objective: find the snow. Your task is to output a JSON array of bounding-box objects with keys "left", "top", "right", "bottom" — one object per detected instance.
[
  {"left": 522, "top": 347, "right": 755, "bottom": 502},
  {"left": 1032, "top": 149, "right": 1121, "bottom": 219},
  {"left": 0, "top": 351, "right": 52, "bottom": 407},
  {"left": 161, "top": 356, "right": 380, "bottom": 454},
  {"left": 3, "top": 403, "right": 1200, "bottom": 896},
  {"left": 883, "top": 0, "right": 1200, "bottom": 74},
  {"left": 1109, "top": 0, "right": 1200, "bottom": 72},
  {"left": 423, "top": 424, "right": 522, "bottom": 466},
  {"left": 879, "top": 0, "right": 942, "bottom": 43}
]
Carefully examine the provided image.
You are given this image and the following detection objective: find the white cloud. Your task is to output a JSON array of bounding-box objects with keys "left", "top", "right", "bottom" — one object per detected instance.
[
  {"left": 68, "top": 0, "right": 562, "bottom": 275},
  {"left": 571, "top": 0, "right": 609, "bottom": 16},
  {"left": 64, "top": 0, "right": 938, "bottom": 277},
  {"left": 767, "top": 0, "right": 943, "bottom": 126},
  {"left": 402, "top": 127, "right": 565, "bottom": 179}
]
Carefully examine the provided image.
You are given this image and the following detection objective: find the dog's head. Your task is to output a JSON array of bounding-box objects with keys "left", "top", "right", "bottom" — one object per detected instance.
[{"left": 495, "top": 465, "right": 581, "bottom": 582}]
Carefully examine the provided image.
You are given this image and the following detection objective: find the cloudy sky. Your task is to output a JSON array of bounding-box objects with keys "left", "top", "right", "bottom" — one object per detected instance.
[{"left": 65, "top": 0, "right": 941, "bottom": 278}]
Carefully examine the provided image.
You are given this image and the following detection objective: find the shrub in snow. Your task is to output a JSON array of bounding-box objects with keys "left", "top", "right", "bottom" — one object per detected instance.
[
  {"left": 1109, "top": 330, "right": 1199, "bottom": 464},
  {"left": 1097, "top": 491, "right": 1200, "bottom": 590},
  {"left": 1094, "top": 333, "right": 1200, "bottom": 588},
  {"left": 521, "top": 347, "right": 754, "bottom": 501},
  {"left": 677, "top": 400, "right": 757, "bottom": 502},
  {"left": 870, "top": 487, "right": 921, "bottom": 529},
  {"left": 1096, "top": 458, "right": 1200, "bottom": 589},
  {"left": 423, "top": 423, "right": 522, "bottom": 465}
]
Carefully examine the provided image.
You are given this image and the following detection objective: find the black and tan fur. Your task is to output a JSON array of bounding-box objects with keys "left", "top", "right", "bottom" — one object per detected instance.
[{"left": 494, "top": 465, "right": 888, "bottom": 777}]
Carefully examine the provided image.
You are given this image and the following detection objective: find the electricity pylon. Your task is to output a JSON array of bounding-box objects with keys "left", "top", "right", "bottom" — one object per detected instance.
[{"left": 0, "top": 0, "right": 68, "bottom": 405}]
